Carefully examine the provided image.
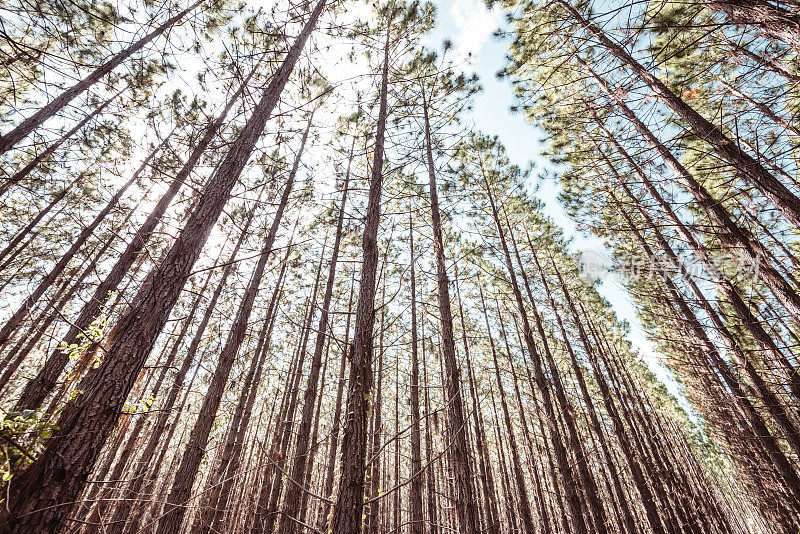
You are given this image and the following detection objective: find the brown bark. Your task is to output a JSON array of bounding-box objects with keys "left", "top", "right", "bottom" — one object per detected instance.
[
  {"left": 255, "top": 233, "right": 326, "bottom": 534},
  {"left": 481, "top": 164, "right": 587, "bottom": 534},
  {"left": 561, "top": 2, "right": 800, "bottom": 229},
  {"left": 721, "top": 36, "right": 800, "bottom": 85},
  {"left": 0, "top": 222, "right": 121, "bottom": 394},
  {"left": 317, "top": 271, "right": 355, "bottom": 532},
  {"left": 0, "top": 175, "right": 77, "bottom": 266},
  {"left": 488, "top": 387, "right": 520, "bottom": 533},
  {"left": 0, "top": 89, "right": 123, "bottom": 198},
  {"left": 277, "top": 152, "right": 349, "bottom": 534},
  {"left": 557, "top": 267, "right": 670, "bottom": 533},
  {"left": 407, "top": 217, "right": 425, "bottom": 534},
  {"left": 105, "top": 209, "right": 254, "bottom": 533},
  {"left": 0, "top": 136, "right": 163, "bottom": 350},
  {"left": 454, "top": 271, "right": 502, "bottom": 534},
  {"left": 330, "top": 18, "right": 391, "bottom": 534},
  {"left": 532, "top": 248, "right": 640, "bottom": 533},
  {"left": 196, "top": 248, "right": 288, "bottom": 534},
  {"left": 421, "top": 83, "right": 479, "bottom": 534},
  {"left": 705, "top": 0, "right": 800, "bottom": 52},
  {"left": 478, "top": 289, "right": 537, "bottom": 534},
  {"left": 500, "top": 315, "right": 551, "bottom": 534},
  {"left": 422, "top": 323, "right": 439, "bottom": 534},
  {"left": 506, "top": 216, "right": 610, "bottom": 534},
  {"left": 365, "top": 303, "right": 385, "bottom": 534}
]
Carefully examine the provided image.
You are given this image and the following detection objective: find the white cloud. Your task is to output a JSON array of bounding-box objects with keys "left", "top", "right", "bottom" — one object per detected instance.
[{"left": 448, "top": 0, "right": 502, "bottom": 59}]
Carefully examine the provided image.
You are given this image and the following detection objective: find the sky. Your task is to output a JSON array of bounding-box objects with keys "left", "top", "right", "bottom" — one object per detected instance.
[{"left": 426, "top": 0, "right": 686, "bottom": 404}]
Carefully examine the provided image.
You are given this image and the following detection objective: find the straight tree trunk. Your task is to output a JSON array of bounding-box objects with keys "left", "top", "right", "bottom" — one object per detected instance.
[
  {"left": 705, "top": 0, "right": 800, "bottom": 52},
  {"left": 330, "top": 18, "right": 391, "bottom": 534},
  {"left": 0, "top": 136, "right": 165, "bottom": 349},
  {"left": 0, "top": 89, "right": 124, "bottom": 198},
  {"left": 721, "top": 35, "right": 800, "bottom": 84},
  {"left": 192, "top": 261, "right": 284, "bottom": 532},
  {"left": 479, "top": 288, "right": 537, "bottom": 534},
  {"left": 534, "top": 250, "right": 640, "bottom": 534},
  {"left": 454, "top": 271, "right": 501, "bottom": 534},
  {"left": 481, "top": 165, "right": 588, "bottom": 534},
  {"left": 407, "top": 217, "right": 425, "bottom": 534},
  {"left": 256, "top": 236, "right": 326, "bottom": 534},
  {"left": 420, "top": 84, "right": 478, "bottom": 534},
  {"left": 562, "top": 2, "right": 800, "bottom": 228},
  {"left": 552, "top": 264, "right": 669, "bottom": 534},
  {"left": 0, "top": 207, "right": 133, "bottom": 394},
  {"left": 422, "top": 328, "right": 440, "bottom": 534},
  {"left": 488, "top": 387, "right": 520, "bottom": 534},
  {"left": 505, "top": 215, "right": 610, "bottom": 534},
  {"left": 317, "top": 271, "right": 355, "bottom": 532},
  {"left": 608, "top": 189, "right": 800, "bottom": 507},
  {"left": 277, "top": 143, "right": 349, "bottom": 534},
  {"left": 106, "top": 209, "right": 255, "bottom": 534},
  {"left": 366, "top": 306, "right": 385, "bottom": 534}
]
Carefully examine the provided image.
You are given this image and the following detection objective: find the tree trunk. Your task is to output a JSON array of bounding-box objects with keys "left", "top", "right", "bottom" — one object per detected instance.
[
  {"left": 478, "top": 288, "right": 537, "bottom": 534},
  {"left": 0, "top": 89, "right": 123, "bottom": 198},
  {"left": 0, "top": 135, "right": 164, "bottom": 350},
  {"left": 408, "top": 217, "right": 425, "bottom": 534},
  {"left": 277, "top": 158, "right": 349, "bottom": 534},
  {"left": 705, "top": 0, "right": 800, "bottom": 52},
  {"left": 562, "top": 2, "right": 800, "bottom": 228},
  {"left": 317, "top": 271, "right": 355, "bottom": 532},
  {"left": 481, "top": 166, "right": 587, "bottom": 534},
  {"left": 420, "top": 84, "right": 478, "bottom": 534},
  {"left": 330, "top": 18, "right": 390, "bottom": 534}
]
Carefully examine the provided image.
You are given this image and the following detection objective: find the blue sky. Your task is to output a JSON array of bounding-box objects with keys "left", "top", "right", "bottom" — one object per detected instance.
[{"left": 426, "top": 0, "right": 685, "bottom": 403}]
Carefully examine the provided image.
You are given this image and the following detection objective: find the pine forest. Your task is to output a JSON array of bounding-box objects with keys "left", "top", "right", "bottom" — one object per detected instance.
[{"left": 0, "top": 0, "right": 799, "bottom": 532}]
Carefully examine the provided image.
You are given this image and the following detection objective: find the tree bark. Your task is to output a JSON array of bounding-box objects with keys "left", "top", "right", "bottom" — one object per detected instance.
[
  {"left": 481, "top": 164, "right": 587, "bottom": 534},
  {"left": 157, "top": 117, "right": 309, "bottom": 534},
  {"left": 0, "top": 89, "right": 123, "bottom": 198},
  {"left": 705, "top": 0, "right": 800, "bottom": 52},
  {"left": 277, "top": 150, "right": 349, "bottom": 534},
  {"left": 407, "top": 216, "right": 425, "bottom": 534},
  {"left": 561, "top": 1, "right": 800, "bottom": 228},
  {"left": 330, "top": 18, "right": 390, "bottom": 534},
  {"left": 421, "top": 84, "right": 478, "bottom": 534}
]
